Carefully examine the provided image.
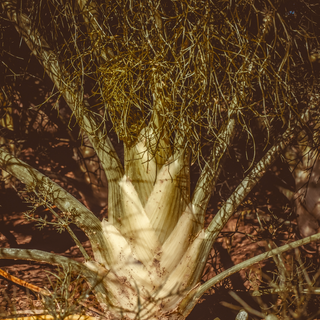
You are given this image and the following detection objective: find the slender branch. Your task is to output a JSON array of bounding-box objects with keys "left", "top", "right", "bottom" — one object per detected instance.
[
  {"left": 191, "top": 91, "right": 240, "bottom": 234},
  {"left": 191, "top": 123, "right": 299, "bottom": 287},
  {"left": 179, "top": 232, "right": 320, "bottom": 317},
  {"left": 0, "top": 148, "right": 111, "bottom": 266},
  {"left": 44, "top": 203, "right": 90, "bottom": 261},
  {"left": 190, "top": 25, "right": 277, "bottom": 233},
  {"left": 0, "top": 267, "right": 49, "bottom": 296},
  {"left": 0, "top": 248, "right": 109, "bottom": 300},
  {"left": 192, "top": 117, "right": 236, "bottom": 233},
  {"left": 1, "top": 0, "right": 124, "bottom": 226},
  {"left": 205, "top": 126, "right": 296, "bottom": 240},
  {"left": 76, "top": 0, "right": 110, "bottom": 63},
  {"left": 190, "top": 47, "right": 258, "bottom": 233}
]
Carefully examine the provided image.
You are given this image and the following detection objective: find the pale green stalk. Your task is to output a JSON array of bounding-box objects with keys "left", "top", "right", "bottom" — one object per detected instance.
[{"left": 1, "top": 0, "right": 124, "bottom": 227}]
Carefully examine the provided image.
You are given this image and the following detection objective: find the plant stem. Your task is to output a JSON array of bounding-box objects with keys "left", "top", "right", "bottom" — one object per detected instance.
[
  {"left": 0, "top": 149, "right": 110, "bottom": 266},
  {"left": 180, "top": 232, "right": 320, "bottom": 317},
  {"left": 190, "top": 123, "right": 298, "bottom": 288}
]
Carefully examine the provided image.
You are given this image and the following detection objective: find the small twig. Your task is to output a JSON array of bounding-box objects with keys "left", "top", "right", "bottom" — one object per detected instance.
[
  {"left": 0, "top": 268, "right": 107, "bottom": 319},
  {"left": 44, "top": 203, "right": 91, "bottom": 262},
  {"left": 0, "top": 268, "right": 49, "bottom": 296},
  {"left": 0, "top": 315, "right": 96, "bottom": 320},
  {"left": 252, "top": 287, "right": 320, "bottom": 296},
  {"left": 0, "top": 310, "right": 47, "bottom": 316},
  {"left": 229, "top": 291, "right": 264, "bottom": 318}
]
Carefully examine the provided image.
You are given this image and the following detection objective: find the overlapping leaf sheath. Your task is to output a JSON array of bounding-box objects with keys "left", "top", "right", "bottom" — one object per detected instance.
[
  {"left": 156, "top": 230, "right": 206, "bottom": 312},
  {"left": 159, "top": 205, "right": 195, "bottom": 276},
  {"left": 85, "top": 221, "right": 155, "bottom": 314},
  {"left": 125, "top": 140, "right": 157, "bottom": 207},
  {"left": 88, "top": 158, "right": 206, "bottom": 319},
  {"left": 102, "top": 219, "right": 156, "bottom": 293},
  {"left": 119, "top": 175, "right": 161, "bottom": 265},
  {"left": 144, "top": 155, "right": 190, "bottom": 244}
]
